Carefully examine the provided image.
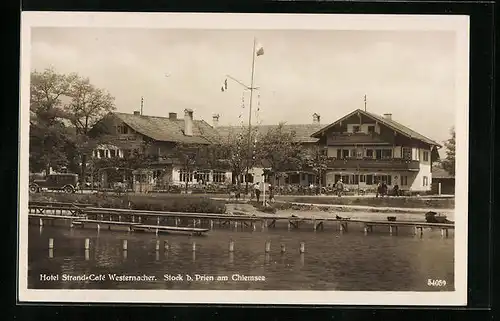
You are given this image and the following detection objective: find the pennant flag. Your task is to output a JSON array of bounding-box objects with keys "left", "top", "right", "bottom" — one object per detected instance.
[
  {"left": 256, "top": 43, "right": 264, "bottom": 56},
  {"left": 221, "top": 86, "right": 224, "bottom": 92},
  {"left": 224, "top": 79, "right": 228, "bottom": 90}
]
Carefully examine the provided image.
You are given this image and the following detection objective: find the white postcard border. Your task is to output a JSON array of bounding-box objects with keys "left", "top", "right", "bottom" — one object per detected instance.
[{"left": 18, "top": 12, "right": 470, "bottom": 306}]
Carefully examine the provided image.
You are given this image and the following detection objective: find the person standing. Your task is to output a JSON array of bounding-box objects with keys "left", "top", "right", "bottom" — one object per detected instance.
[
  {"left": 335, "top": 178, "right": 344, "bottom": 197},
  {"left": 254, "top": 182, "right": 261, "bottom": 202},
  {"left": 269, "top": 183, "right": 275, "bottom": 203}
]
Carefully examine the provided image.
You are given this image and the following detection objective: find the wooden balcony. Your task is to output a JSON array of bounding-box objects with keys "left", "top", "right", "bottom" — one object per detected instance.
[
  {"left": 327, "top": 132, "right": 392, "bottom": 145},
  {"left": 325, "top": 157, "right": 420, "bottom": 171}
]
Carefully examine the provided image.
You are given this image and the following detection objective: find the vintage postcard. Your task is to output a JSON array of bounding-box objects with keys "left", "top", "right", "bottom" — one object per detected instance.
[{"left": 18, "top": 12, "right": 469, "bottom": 305}]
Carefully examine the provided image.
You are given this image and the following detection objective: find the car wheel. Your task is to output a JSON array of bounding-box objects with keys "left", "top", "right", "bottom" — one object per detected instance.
[
  {"left": 63, "top": 185, "right": 74, "bottom": 193},
  {"left": 29, "top": 185, "right": 38, "bottom": 193}
]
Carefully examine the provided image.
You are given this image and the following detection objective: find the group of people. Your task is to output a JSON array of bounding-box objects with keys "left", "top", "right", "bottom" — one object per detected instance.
[{"left": 252, "top": 182, "right": 275, "bottom": 203}]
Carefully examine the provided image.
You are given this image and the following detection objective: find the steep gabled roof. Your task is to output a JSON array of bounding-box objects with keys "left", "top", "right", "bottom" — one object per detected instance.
[
  {"left": 111, "top": 112, "right": 217, "bottom": 144},
  {"left": 215, "top": 123, "right": 324, "bottom": 143},
  {"left": 311, "top": 109, "right": 441, "bottom": 147}
]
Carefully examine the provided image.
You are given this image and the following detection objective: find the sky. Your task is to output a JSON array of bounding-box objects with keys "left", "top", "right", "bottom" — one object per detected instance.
[{"left": 31, "top": 27, "right": 457, "bottom": 154}]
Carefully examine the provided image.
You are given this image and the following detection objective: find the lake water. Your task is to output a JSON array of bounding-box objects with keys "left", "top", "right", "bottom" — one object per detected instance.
[{"left": 27, "top": 220, "right": 455, "bottom": 292}]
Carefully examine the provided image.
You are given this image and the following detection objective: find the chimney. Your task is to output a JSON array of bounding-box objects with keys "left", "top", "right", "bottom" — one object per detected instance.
[
  {"left": 169, "top": 112, "right": 177, "bottom": 120},
  {"left": 312, "top": 113, "right": 320, "bottom": 124},
  {"left": 212, "top": 113, "right": 220, "bottom": 127},
  {"left": 383, "top": 113, "right": 392, "bottom": 120},
  {"left": 184, "top": 109, "right": 193, "bottom": 136},
  {"left": 133, "top": 110, "right": 140, "bottom": 116}
]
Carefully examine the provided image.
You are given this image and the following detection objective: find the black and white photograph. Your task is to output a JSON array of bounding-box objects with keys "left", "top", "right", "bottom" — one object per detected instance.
[{"left": 18, "top": 12, "right": 469, "bottom": 305}]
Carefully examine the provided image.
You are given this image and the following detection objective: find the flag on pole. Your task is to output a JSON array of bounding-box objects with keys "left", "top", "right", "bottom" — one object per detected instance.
[
  {"left": 224, "top": 78, "right": 228, "bottom": 89},
  {"left": 221, "top": 86, "right": 224, "bottom": 92},
  {"left": 256, "top": 43, "right": 264, "bottom": 56}
]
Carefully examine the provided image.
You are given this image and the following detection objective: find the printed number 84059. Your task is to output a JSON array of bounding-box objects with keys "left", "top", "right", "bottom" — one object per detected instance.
[{"left": 427, "top": 279, "right": 447, "bottom": 287}]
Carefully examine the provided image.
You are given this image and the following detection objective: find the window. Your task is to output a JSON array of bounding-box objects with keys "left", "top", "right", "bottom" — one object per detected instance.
[
  {"left": 342, "top": 150, "right": 350, "bottom": 159},
  {"left": 368, "top": 125, "right": 375, "bottom": 133},
  {"left": 423, "top": 151, "right": 429, "bottom": 161},
  {"left": 350, "top": 149, "right": 357, "bottom": 157},
  {"left": 341, "top": 175, "right": 350, "bottom": 184},
  {"left": 195, "top": 171, "right": 210, "bottom": 183},
  {"left": 352, "top": 174, "right": 359, "bottom": 184},
  {"left": 334, "top": 174, "right": 341, "bottom": 183},
  {"left": 98, "top": 150, "right": 105, "bottom": 158},
  {"left": 180, "top": 170, "right": 193, "bottom": 182},
  {"left": 381, "top": 149, "right": 392, "bottom": 159},
  {"left": 352, "top": 125, "right": 360, "bottom": 133},
  {"left": 402, "top": 147, "right": 412, "bottom": 160},
  {"left": 423, "top": 176, "right": 428, "bottom": 186},
  {"left": 336, "top": 149, "right": 341, "bottom": 159},
  {"left": 401, "top": 176, "right": 408, "bottom": 186},
  {"left": 213, "top": 171, "right": 226, "bottom": 183},
  {"left": 360, "top": 174, "right": 366, "bottom": 183},
  {"left": 110, "top": 150, "right": 116, "bottom": 158},
  {"left": 105, "top": 150, "right": 109, "bottom": 158},
  {"left": 366, "top": 174, "right": 373, "bottom": 185},
  {"left": 366, "top": 149, "right": 374, "bottom": 158},
  {"left": 375, "top": 149, "right": 382, "bottom": 159}
]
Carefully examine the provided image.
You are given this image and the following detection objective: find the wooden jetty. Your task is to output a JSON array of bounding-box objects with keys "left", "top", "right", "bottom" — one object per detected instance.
[{"left": 28, "top": 201, "right": 454, "bottom": 237}]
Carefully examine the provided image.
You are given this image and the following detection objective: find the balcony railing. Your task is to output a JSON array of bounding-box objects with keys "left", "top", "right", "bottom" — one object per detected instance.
[
  {"left": 327, "top": 132, "right": 392, "bottom": 145},
  {"left": 325, "top": 157, "right": 420, "bottom": 171}
]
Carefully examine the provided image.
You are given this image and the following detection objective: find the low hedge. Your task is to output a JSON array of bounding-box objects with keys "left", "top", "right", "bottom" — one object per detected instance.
[
  {"left": 29, "top": 192, "right": 227, "bottom": 214},
  {"left": 284, "top": 196, "right": 454, "bottom": 209}
]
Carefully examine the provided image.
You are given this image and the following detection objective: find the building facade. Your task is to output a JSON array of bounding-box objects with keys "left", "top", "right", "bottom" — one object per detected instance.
[
  {"left": 311, "top": 109, "right": 441, "bottom": 192},
  {"left": 89, "top": 109, "right": 234, "bottom": 189}
]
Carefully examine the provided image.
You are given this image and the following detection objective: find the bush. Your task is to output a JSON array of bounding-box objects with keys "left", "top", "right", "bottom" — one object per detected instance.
[
  {"left": 248, "top": 201, "right": 278, "bottom": 214},
  {"left": 29, "top": 192, "right": 226, "bottom": 214}
]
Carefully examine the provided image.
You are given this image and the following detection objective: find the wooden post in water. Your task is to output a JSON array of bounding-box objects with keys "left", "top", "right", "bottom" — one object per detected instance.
[
  {"left": 118, "top": 215, "right": 121, "bottom": 222},
  {"left": 364, "top": 226, "right": 369, "bottom": 235},
  {"left": 313, "top": 219, "right": 316, "bottom": 231},
  {"left": 122, "top": 239, "right": 128, "bottom": 251},
  {"left": 229, "top": 240, "right": 235, "bottom": 252},
  {"left": 39, "top": 218, "right": 43, "bottom": 226},
  {"left": 288, "top": 220, "right": 291, "bottom": 231},
  {"left": 441, "top": 228, "right": 449, "bottom": 238},
  {"left": 389, "top": 225, "right": 393, "bottom": 235},
  {"left": 210, "top": 220, "right": 214, "bottom": 229},
  {"left": 48, "top": 238, "right": 54, "bottom": 249},
  {"left": 265, "top": 241, "right": 271, "bottom": 253},
  {"left": 164, "top": 240, "right": 169, "bottom": 251},
  {"left": 192, "top": 241, "right": 196, "bottom": 252},
  {"left": 280, "top": 243, "right": 286, "bottom": 254},
  {"left": 85, "top": 238, "right": 90, "bottom": 250},
  {"left": 157, "top": 217, "right": 160, "bottom": 226},
  {"left": 155, "top": 240, "right": 160, "bottom": 251},
  {"left": 299, "top": 242, "right": 305, "bottom": 254},
  {"left": 132, "top": 215, "right": 135, "bottom": 223}
]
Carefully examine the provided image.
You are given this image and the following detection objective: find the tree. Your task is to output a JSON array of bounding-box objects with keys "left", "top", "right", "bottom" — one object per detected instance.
[
  {"left": 441, "top": 127, "right": 455, "bottom": 176},
  {"left": 301, "top": 145, "right": 329, "bottom": 191},
  {"left": 171, "top": 142, "right": 210, "bottom": 192},
  {"left": 63, "top": 76, "right": 116, "bottom": 183},
  {"left": 210, "top": 126, "right": 259, "bottom": 193},
  {"left": 257, "top": 123, "right": 303, "bottom": 185},
  {"left": 29, "top": 68, "right": 77, "bottom": 173}
]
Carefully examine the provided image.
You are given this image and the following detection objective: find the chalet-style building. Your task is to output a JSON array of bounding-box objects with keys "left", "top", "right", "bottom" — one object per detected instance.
[
  {"left": 89, "top": 109, "right": 231, "bottom": 191},
  {"left": 89, "top": 108, "right": 441, "bottom": 193},
  {"left": 90, "top": 110, "right": 323, "bottom": 190},
  {"left": 311, "top": 109, "right": 441, "bottom": 192}
]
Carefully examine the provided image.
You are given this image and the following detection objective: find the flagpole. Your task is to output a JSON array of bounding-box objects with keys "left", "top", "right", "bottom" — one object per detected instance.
[{"left": 245, "top": 37, "right": 257, "bottom": 195}]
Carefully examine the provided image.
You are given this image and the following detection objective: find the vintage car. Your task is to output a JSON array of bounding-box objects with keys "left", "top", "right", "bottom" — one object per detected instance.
[{"left": 29, "top": 173, "right": 79, "bottom": 193}]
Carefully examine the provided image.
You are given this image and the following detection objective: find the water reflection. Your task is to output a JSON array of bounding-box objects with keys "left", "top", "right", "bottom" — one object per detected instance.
[{"left": 28, "top": 225, "right": 454, "bottom": 291}]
